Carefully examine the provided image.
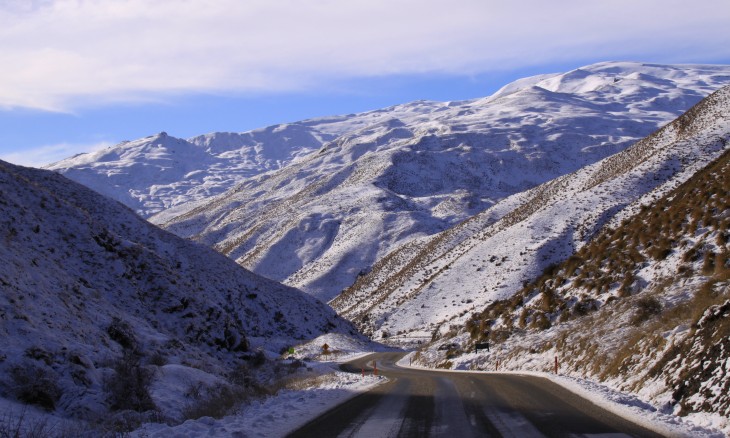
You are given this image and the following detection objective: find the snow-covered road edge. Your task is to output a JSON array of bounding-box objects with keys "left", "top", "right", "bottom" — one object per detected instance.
[
  {"left": 133, "top": 356, "right": 386, "bottom": 438},
  {"left": 396, "top": 352, "right": 725, "bottom": 438}
]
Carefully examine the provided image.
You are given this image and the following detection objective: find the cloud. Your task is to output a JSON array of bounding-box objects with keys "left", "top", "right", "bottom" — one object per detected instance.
[
  {"left": 1, "top": 0, "right": 729, "bottom": 111},
  {"left": 0, "top": 140, "right": 112, "bottom": 168}
]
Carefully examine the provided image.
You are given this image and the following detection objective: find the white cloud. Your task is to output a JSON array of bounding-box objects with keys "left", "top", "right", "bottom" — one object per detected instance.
[
  {"left": 0, "top": 140, "right": 112, "bottom": 168},
  {"left": 1, "top": 0, "right": 729, "bottom": 111}
]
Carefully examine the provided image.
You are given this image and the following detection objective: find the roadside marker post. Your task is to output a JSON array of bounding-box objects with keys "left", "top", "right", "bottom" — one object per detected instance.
[
  {"left": 374, "top": 361, "right": 378, "bottom": 376},
  {"left": 554, "top": 356, "right": 559, "bottom": 374}
]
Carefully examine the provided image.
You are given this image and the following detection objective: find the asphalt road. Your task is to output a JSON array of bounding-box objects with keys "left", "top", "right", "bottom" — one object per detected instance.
[{"left": 288, "top": 352, "right": 664, "bottom": 438}]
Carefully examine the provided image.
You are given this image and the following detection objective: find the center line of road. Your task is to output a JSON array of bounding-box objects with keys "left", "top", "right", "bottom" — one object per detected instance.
[
  {"left": 337, "top": 380, "right": 408, "bottom": 438},
  {"left": 483, "top": 407, "right": 546, "bottom": 438}
]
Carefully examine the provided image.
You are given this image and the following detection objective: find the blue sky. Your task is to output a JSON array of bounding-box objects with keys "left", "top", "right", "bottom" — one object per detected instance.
[{"left": 1, "top": 0, "right": 729, "bottom": 167}]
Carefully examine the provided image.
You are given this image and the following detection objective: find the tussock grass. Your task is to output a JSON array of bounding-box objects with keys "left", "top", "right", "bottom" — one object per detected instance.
[{"left": 457, "top": 146, "right": 730, "bottom": 418}]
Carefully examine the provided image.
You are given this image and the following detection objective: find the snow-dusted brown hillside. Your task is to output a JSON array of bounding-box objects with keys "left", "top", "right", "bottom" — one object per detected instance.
[
  {"left": 0, "top": 159, "right": 356, "bottom": 426},
  {"left": 420, "top": 146, "right": 729, "bottom": 432}
]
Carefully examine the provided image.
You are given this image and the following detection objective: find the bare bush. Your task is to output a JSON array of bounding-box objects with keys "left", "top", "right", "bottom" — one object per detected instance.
[
  {"left": 182, "top": 383, "right": 247, "bottom": 420},
  {"left": 9, "top": 363, "right": 61, "bottom": 411},
  {"left": 107, "top": 317, "right": 137, "bottom": 351},
  {"left": 0, "top": 409, "right": 54, "bottom": 438},
  {"left": 105, "top": 351, "right": 156, "bottom": 412},
  {"left": 0, "top": 409, "right": 95, "bottom": 438},
  {"left": 632, "top": 296, "right": 663, "bottom": 325}
]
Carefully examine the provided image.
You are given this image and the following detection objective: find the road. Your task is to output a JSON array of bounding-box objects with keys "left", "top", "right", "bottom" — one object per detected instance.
[{"left": 288, "top": 352, "right": 664, "bottom": 438}]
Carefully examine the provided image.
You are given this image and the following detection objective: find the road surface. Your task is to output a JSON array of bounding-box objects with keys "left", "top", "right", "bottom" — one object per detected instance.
[{"left": 288, "top": 352, "right": 663, "bottom": 437}]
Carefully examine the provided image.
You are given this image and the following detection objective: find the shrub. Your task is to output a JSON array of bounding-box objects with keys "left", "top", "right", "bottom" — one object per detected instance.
[
  {"left": 182, "top": 383, "right": 246, "bottom": 420},
  {"left": 9, "top": 363, "right": 62, "bottom": 411},
  {"left": 253, "top": 350, "right": 269, "bottom": 367},
  {"left": 0, "top": 409, "right": 89, "bottom": 437},
  {"left": 107, "top": 318, "right": 137, "bottom": 351},
  {"left": 702, "top": 251, "right": 717, "bottom": 275},
  {"left": 229, "top": 363, "right": 255, "bottom": 388},
  {"left": 618, "top": 272, "right": 635, "bottom": 297},
  {"left": 148, "top": 352, "right": 168, "bottom": 367},
  {"left": 531, "top": 313, "right": 551, "bottom": 330},
  {"left": 632, "top": 296, "right": 663, "bottom": 325},
  {"left": 572, "top": 299, "right": 596, "bottom": 317},
  {"left": 105, "top": 351, "right": 156, "bottom": 412}
]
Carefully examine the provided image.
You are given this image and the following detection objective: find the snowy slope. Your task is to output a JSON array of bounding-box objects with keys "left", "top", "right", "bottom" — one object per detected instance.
[
  {"left": 332, "top": 84, "right": 730, "bottom": 340},
  {"left": 155, "top": 62, "right": 730, "bottom": 302},
  {"left": 0, "top": 159, "right": 357, "bottom": 423},
  {"left": 418, "top": 146, "right": 730, "bottom": 433}
]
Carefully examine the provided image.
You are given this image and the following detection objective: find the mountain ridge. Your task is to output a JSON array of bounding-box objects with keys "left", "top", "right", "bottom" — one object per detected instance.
[
  {"left": 152, "top": 62, "right": 730, "bottom": 303},
  {"left": 47, "top": 62, "right": 730, "bottom": 220}
]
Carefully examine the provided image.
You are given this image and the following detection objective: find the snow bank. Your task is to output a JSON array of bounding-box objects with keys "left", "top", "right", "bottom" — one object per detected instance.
[{"left": 134, "top": 366, "right": 384, "bottom": 438}]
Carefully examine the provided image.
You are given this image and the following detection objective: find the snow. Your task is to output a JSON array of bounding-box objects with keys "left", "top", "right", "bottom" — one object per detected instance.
[
  {"left": 131, "top": 335, "right": 389, "bottom": 438},
  {"left": 47, "top": 62, "right": 730, "bottom": 306},
  {"left": 286, "top": 332, "right": 395, "bottom": 361},
  {"left": 133, "top": 368, "right": 385, "bottom": 438},
  {"left": 149, "top": 365, "right": 228, "bottom": 421},
  {"left": 546, "top": 375, "right": 726, "bottom": 438}
]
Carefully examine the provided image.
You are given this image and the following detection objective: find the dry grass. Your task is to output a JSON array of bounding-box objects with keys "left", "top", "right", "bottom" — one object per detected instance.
[
  {"left": 465, "top": 149, "right": 730, "bottom": 347},
  {"left": 284, "top": 373, "right": 339, "bottom": 391}
]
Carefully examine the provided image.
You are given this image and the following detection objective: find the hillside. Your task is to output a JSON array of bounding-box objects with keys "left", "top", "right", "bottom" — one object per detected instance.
[
  {"left": 419, "top": 146, "right": 730, "bottom": 431},
  {"left": 333, "top": 84, "right": 730, "bottom": 341},
  {"left": 154, "top": 62, "right": 730, "bottom": 302},
  {"left": 0, "top": 159, "right": 356, "bottom": 429}
]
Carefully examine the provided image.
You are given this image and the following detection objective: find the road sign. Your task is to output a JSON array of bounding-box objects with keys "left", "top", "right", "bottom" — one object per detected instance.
[{"left": 475, "top": 342, "right": 490, "bottom": 352}]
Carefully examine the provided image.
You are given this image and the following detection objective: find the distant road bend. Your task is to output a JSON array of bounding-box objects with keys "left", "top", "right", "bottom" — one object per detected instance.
[{"left": 288, "top": 352, "right": 663, "bottom": 438}]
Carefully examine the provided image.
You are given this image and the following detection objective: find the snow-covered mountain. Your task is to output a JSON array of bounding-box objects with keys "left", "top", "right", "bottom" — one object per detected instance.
[
  {"left": 152, "top": 62, "right": 730, "bottom": 302},
  {"left": 332, "top": 84, "right": 730, "bottom": 339},
  {"left": 46, "top": 127, "right": 329, "bottom": 217},
  {"left": 0, "top": 159, "right": 356, "bottom": 424}
]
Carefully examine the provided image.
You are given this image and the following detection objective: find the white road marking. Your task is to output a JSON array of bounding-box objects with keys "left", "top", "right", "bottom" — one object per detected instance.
[
  {"left": 336, "top": 380, "right": 408, "bottom": 438},
  {"left": 483, "top": 407, "right": 546, "bottom": 438},
  {"left": 431, "top": 377, "right": 477, "bottom": 438}
]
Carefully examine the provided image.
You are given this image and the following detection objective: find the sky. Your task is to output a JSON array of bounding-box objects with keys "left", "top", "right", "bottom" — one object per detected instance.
[{"left": 1, "top": 0, "right": 729, "bottom": 167}]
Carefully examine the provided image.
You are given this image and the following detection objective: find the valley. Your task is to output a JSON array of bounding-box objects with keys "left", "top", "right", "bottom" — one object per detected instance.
[{"left": 2, "top": 61, "right": 729, "bottom": 436}]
